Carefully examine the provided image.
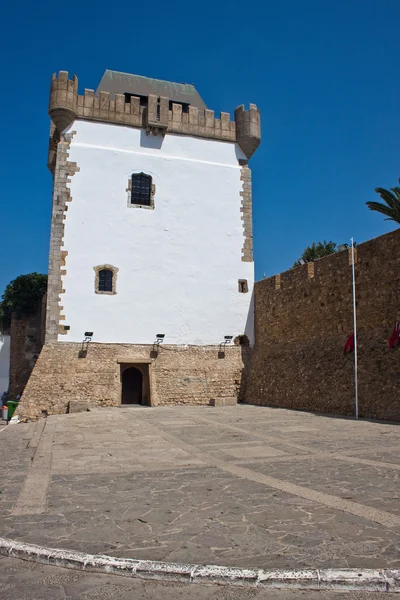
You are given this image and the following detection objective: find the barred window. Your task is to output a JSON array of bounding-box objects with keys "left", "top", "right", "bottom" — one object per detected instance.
[
  {"left": 98, "top": 269, "right": 113, "bottom": 292},
  {"left": 131, "top": 173, "right": 152, "bottom": 206},
  {"left": 94, "top": 265, "right": 118, "bottom": 295}
]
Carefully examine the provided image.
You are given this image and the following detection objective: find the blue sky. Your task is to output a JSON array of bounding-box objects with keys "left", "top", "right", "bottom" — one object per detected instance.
[{"left": 1, "top": 0, "right": 399, "bottom": 294}]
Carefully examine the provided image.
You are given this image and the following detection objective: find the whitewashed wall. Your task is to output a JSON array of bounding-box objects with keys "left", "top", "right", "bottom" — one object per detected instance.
[
  {"left": 60, "top": 121, "right": 254, "bottom": 345},
  {"left": 0, "top": 334, "right": 10, "bottom": 396}
]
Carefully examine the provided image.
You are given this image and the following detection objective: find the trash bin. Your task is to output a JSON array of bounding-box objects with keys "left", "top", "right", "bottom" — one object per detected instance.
[
  {"left": 2, "top": 406, "right": 8, "bottom": 421},
  {"left": 7, "top": 401, "right": 18, "bottom": 421}
]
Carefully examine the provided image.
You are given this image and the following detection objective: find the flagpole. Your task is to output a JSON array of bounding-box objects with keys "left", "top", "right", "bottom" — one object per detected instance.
[{"left": 351, "top": 237, "right": 359, "bottom": 419}]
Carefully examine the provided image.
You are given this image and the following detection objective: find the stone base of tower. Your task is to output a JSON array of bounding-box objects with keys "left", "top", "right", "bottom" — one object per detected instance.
[{"left": 16, "top": 342, "right": 250, "bottom": 421}]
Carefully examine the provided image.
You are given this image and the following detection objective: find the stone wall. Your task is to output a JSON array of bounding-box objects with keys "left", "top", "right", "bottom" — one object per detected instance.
[
  {"left": 17, "top": 342, "right": 250, "bottom": 421},
  {"left": 246, "top": 229, "right": 400, "bottom": 421},
  {"left": 8, "top": 296, "right": 46, "bottom": 398}
]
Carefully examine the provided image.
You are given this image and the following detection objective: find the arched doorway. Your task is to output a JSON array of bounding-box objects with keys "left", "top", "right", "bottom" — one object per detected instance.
[{"left": 121, "top": 367, "right": 143, "bottom": 404}]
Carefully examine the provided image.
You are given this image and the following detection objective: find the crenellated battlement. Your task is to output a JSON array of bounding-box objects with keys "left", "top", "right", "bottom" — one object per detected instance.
[
  {"left": 234, "top": 104, "right": 261, "bottom": 159},
  {"left": 49, "top": 71, "right": 78, "bottom": 132},
  {"left": 48, "top": 71, "right": 261, "bottom": 158}
]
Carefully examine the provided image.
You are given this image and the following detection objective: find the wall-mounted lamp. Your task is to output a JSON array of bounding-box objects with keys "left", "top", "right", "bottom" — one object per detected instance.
[
  {"left": 338, "top": 244, "right": 349, "bottom": 252},
  {"left": 79, "top": 331, "right": 94, "bottom": 358},
  {"left": 152, "top": 334, "right": 165, "bottom": 356},
  {"left": 219, "top": 335, "right": 233, "bottom": 357},
  {"left": 154, "top": 333, "right": 165, "bottom": 346},
  {"left": 299, "top": 259, "right": 307, "bottom": 265}
]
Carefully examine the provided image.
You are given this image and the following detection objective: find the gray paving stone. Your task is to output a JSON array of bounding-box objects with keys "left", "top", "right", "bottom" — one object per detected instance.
[{"left": 0, "top": 406, "right": 399, "bottom": 572}]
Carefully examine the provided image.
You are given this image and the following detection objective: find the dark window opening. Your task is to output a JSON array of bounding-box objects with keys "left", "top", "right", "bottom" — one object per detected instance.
[
  {"left": 156, "top": 100, "right": 161, "bottom": 121},
  {"left": 124, "top": 94, "right": 191, "bottom": 114},
  {"left": 168, "top": 100, "right": 190, "bottom": 114},
  {"left": 124, "top": 93, "right": 148, "bottom": 107},
  {"left": 98, "top": 269, "right": 113, "bottom": 292},
  {"left": 131, "top": 173, "right": 152, "bottom": 206},
  {"left": 238, "top": 279, "right": 248, "bottom": 293}
]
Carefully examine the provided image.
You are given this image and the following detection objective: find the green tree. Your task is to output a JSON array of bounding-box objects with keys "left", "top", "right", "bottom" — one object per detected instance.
[
  {"left": 366, "top": 186, "right": 400, "bottom": 224},
  {"left": 293, "top": 241, "right": 337, "bottom": 267},
  {"left": 0, "top": 273, "right": 47, "bottom": 327}
]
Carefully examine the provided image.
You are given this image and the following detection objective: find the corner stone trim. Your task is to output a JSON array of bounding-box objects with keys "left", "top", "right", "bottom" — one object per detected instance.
[
  {"left": 46, "top": 132, "right": 79, "bottom": 342},
  {"left": 240, "top": 164, "right": 253, "bottom": 262}
]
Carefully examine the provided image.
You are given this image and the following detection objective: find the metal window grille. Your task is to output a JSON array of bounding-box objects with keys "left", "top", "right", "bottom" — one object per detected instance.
[
  {"left": 131, "top": 173, "right": 151, "bottom": 206},
  {"left": 98, "top": 269, "right": 113, "bottom": 292}
]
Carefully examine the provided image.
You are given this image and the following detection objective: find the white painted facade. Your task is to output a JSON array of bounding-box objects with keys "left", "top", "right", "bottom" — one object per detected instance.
[
  {"left": 60, "top": 121, "right": 254, "bottom": 345},
  {"left": 0, "top": 334, "right": 10, "bottom": 396}
]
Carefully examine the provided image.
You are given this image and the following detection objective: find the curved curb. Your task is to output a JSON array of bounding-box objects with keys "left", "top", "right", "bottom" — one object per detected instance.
[{"left": 0, "top": 537, "right": 399, "bottom": 592}]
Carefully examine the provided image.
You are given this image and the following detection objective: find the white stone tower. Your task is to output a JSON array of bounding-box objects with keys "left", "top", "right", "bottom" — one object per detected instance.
[{"left": 19, "top": 69, "right": 261, "bottom": 419}]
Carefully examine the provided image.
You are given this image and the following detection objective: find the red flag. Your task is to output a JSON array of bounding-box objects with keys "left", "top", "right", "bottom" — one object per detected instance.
[
  {"left": 344, "top": 332, "right": 355, "bottom": 354},
  {"left": 389, "top": 322, "right": 400, "bottom": 349}
]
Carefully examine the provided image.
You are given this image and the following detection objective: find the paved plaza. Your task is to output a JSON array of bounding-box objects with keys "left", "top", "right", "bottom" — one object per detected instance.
[{"left": 0, "top": 404, "right": 399, "bottom": 593}]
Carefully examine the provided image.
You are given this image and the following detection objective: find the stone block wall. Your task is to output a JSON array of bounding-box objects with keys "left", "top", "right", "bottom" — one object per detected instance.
[
  {"left": 8, "top": 297, "right": 46, "bottom": 398},
  {"left": 246, "top": 229, "right": 400, "bottom": 421},
  {"left": 17, "top": 343, "right": 250, "bottom": 421}
]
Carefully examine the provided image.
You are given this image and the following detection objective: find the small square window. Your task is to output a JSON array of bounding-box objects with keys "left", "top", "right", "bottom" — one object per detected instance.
[
  {"left": 238, "top": 279, "right": 248, "bottom": 293},
  {"left": 94, "top": 265, "right": 119, "bottom": 295}
]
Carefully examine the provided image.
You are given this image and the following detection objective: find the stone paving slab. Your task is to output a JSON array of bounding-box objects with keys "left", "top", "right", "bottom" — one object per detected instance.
[
  {"left": 238, "top": 459, "right": 400, "bottom": 515},
  {"left": 358, "top": 452, "right": 400, "bottom": 467},
  {"left": 0, "top": 406, "right": 399, "bottom": 571},
  {"left": 0, "top": 556, "right": 390, "bottom": 600}
]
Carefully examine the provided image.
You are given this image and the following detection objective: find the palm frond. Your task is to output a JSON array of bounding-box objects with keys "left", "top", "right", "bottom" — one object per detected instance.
[
  {"left": 391, "top": 187, "right": 400, "bottom": 201},
  {"left": 374, "top": 188, "right": 399, "bottom": 210},
  {"left": 366, "top": 201, "right": 397, "bottom": 220},
  {"left": 367, "top": 186, "right": 400, "bottom": 224}
]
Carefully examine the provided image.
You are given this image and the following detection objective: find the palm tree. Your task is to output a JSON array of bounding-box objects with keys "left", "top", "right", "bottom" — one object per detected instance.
[{"left": 366, "top": 184, "right": 400, "bottom": 224}]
